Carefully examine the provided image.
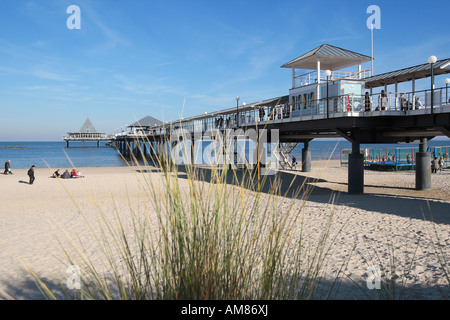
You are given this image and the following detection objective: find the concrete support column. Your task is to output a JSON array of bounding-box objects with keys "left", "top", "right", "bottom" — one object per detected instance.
[
  {"left": 126, "top": 141, "right": 131, "bottom": 158},
  {"left": 302, "top": 140, "right": 311, "bottom": 172},
  {"left": 143, "top": 142, "right": 147, "bottom": 158},
  {"left": 348, "top": 140, "right": 364, "bottom": 194},
  {"left": 415, "top": 138, "right": 431, "bottom": 190}
]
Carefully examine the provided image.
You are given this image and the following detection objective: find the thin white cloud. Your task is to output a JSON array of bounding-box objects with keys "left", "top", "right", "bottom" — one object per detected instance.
[
  {"left": 81, "top": 3, "right": 132, "bottom": 54},
  {"left": 32, "top": 69, "right": 75, "bottom": 82}
]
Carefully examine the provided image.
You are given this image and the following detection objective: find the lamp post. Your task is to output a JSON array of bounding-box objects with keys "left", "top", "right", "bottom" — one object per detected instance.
[
  {"left": 236, "top": 96, "right": 240, "bottom": 127},
  {"left": 324, "top": 70, "right": 331, "bottom": 118},
  {"left": 428, "top": 55, "right": 437, "bottom": 114},
  {"left": 445, "top": 78, "right": 450, "bottom": 106}
]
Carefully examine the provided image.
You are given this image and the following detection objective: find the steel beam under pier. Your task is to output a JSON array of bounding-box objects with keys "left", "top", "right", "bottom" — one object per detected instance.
[{"left": 415, "top": 138, "right": 431, "bottom": 190}]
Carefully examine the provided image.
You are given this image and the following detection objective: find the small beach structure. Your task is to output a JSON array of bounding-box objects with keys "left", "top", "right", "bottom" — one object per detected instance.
[{"left": 63, "top": 118, "right": 110, "bottom": 148}]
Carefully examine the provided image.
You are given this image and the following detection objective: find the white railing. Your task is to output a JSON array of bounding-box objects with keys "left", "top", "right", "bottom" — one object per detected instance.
[{"left": 293, "top": 69, "right": 372, "bottom": 88}]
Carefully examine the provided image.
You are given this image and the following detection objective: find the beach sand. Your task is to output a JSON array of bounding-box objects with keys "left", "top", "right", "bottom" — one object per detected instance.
[{"left": 0, "top": 161, "right": 449, "bottom": 300}]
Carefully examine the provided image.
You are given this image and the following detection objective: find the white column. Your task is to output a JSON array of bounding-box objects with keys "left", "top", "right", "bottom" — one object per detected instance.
[
  {"left": 292, "top": 68, "right": 295, "bottom": 89},
  {"left": 317, "top": 59, "right": 321, "bottom": 107},
  {"left": 358, "top": 64, "right": 362, "bottom": 79}
]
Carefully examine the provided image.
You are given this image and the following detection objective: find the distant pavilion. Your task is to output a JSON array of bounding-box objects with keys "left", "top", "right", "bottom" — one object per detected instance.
[
  {"left": 128, "top": 115, "right": 163, "bottom": 134},
  {"left": 63, "top": 118, "right": 110, "bottom": 148}
]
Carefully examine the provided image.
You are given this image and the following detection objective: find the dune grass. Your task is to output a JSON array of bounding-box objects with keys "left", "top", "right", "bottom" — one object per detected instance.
[{"left": 21, "top": 131, "right": 347, "bottom": 300}]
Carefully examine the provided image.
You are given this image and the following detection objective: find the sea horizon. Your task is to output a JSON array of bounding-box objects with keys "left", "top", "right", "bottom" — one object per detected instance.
[{"left": 2, "top": 138, "right": 450, "bottom": 170}]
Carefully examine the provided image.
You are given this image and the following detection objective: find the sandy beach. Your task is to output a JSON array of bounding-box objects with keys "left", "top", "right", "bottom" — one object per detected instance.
[{"left": 0, "top": 160, "right": 449, "bottom": 300}]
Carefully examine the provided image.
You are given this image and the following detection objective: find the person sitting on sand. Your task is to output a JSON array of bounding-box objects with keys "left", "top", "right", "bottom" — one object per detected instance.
[
  {"left": 60, "top": 169, "right": 71, "bottom": 179},
  {"left": 53, "top": 169, "right": 60, "bottom": 178},
  {"left": 70, "top": 169, "right": 83, "bottom": 178}
]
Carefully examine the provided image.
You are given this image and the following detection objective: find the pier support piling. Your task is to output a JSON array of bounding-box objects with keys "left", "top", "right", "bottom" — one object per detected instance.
[
  {"left": 415, "top": 138, "right": 431, "bottom": 190},
  {"left": 302, "top": 140, "right": 311, "bottom": 172},
  {"left": 348, "top": 139, "right": 364, "bottom": 194}
]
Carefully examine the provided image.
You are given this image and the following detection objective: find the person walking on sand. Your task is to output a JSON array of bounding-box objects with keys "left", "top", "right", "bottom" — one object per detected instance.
[
  {"left": 292, "top": 156, "right": 297, "bottom": 170},
  {"left": 431, "top": 157, "right": 438, "bottom": 174},
  {"left": 438, "top": 156, "right": 445, "bottom": 172},
  {"left": 28, "top": 165, "right": 35, "bottom": 184},
  {"left": 4, "top": 160, "right": 12, "bottom": 175}
]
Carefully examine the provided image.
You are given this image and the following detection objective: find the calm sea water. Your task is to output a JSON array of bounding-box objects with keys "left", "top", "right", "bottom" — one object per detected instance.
[
  {"left": 1, "top": 139, "right": 450, "bottom": 170},
  {"left": 0, "top": 141, "right": 127, "bottom": 170}
]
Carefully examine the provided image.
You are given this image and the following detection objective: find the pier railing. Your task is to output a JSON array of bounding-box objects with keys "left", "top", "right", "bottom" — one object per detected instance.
[{"left": 113, "top": 86, "right": 450, "bottom": 138}]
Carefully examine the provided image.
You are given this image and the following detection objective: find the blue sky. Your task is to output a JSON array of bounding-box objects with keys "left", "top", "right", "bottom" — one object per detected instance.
[{"left": 0, "top": 0, "right": 449, "bottom": 141}]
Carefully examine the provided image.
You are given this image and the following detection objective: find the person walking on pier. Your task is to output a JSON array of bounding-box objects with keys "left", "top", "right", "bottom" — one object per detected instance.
[{"left": 27, "top": 165, "right": 35, "bottom": 185}]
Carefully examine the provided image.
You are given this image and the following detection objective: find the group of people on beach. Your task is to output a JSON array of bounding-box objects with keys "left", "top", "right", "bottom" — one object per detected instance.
[
  {"left": 431, "top": 156, "right": 446, "bottom": 174},
  {"left": 4, "top": 161, "right": 35, "bottom": 184},
  {"left": 3, "top": 160, "right": 85, "bottom": 184},
  {"left": 53, "top": 168, "right": 83, "bottom": 179}
]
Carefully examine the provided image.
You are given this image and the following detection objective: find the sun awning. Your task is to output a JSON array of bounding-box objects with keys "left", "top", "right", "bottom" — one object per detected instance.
[
  {"left": 281, "top": 44, "right": 372, "bottom": 71},
  {"left": 364, "top": 58, "right": 450, "bottom": 88}
]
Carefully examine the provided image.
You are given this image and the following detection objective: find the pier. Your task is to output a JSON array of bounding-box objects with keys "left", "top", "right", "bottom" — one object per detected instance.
[
  {"left": 63, "top": 118, "right": 111, "bottom": 148},
  {"left": 111, "top": 44, "right": 450, "bottom": 194}
]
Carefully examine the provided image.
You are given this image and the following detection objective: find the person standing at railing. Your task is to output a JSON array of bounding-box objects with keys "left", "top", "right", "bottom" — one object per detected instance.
[
  {"left": 377, "top": 90, "right": 387, "bottom": 111},
  {"left": 400, "top": 93, "right": 408, "bottom": 111},
  {"left": 259, "top": 107, "right": 265, "bottom": 121},
  {"left": 414, "top": 96, "right": 423, "bottom": 109},
  {"left": 364, "top": 92, "right": 371, "bottom": 111}
]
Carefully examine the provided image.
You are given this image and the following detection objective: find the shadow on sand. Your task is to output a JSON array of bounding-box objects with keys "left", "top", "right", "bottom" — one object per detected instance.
[
  {"left": 1, "top": 267, "right": 448, "bottom": 300},
  {"left": 160, "top": 164, "right": 450, "bottom": 226}
]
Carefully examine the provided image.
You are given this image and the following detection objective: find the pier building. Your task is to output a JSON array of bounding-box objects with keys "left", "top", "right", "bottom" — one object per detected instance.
[
  {"left": 111, "top": 44, "right": 450, "bottom": 194},
  {"left": 63, "top": 118, "right": 111, "bottom": 148}
]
